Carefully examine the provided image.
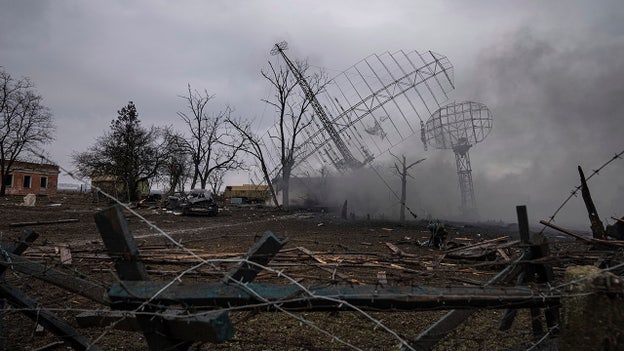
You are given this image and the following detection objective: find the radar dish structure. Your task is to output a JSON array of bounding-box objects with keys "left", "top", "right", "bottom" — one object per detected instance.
[
  {"left": 425, "top": 101, "right": 493, "bottom": 216},
  {"left": 253, "top": 42, "right": 455, "bottom": 186}
]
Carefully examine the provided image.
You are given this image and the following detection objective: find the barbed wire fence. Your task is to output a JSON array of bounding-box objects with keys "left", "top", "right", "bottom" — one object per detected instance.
[{"left": 0, "top": 146, "right": 622, "bottom": 350}]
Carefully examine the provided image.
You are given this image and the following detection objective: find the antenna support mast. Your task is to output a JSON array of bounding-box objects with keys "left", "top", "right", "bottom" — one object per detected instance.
[
  {"left": 271, "top": 41, "right": 361, "bottom": 170},
  {"left": 453, "top": 139, "right": 475, "bottom": 213},
  {"left": 425, "top": 101, "right": 493, "bottom": 218}
]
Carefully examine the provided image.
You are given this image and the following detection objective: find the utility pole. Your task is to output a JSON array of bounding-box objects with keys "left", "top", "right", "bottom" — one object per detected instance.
[{"left": 392, "top": 154, "right": 425, "bottom": 222}]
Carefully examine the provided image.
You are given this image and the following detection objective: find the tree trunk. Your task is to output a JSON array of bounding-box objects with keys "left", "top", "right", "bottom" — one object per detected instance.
[
  {"left": 282, "top": 165, "right": 291, "bottom": 209},
  {"left": 0, "top": 164, "right": 8, "bottom": 196},
  {"left": 399, "top": 156, "right": 407, "bottom": 222},
  {"left": 191, "top": 165, "right": 200, "bottom": 189},
  {"left": 400, "top": 173, "right": 406, "bottom": 222}
]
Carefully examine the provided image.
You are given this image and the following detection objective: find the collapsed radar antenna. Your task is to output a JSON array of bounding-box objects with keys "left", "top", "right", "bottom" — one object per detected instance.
[
  {"left": 271, "top": 41, "right": 362, "bottom": 170},
  {"left": 253, "top": 42, "right": 455, "bottom": 186},
  {"left": 425, "top": 101, "right": 493, "bottom": 217}
]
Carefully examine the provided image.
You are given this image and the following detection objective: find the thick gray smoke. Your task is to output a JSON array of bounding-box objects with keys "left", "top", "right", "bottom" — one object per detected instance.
[
  {"left": 466, "top": 29, "right": 624, "bottom": 228},
  {"left": 292, "top": 29, "right": 624, "bottom": 229}
]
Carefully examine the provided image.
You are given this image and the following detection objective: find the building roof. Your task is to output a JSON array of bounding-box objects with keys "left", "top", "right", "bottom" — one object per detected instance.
[{"left": 1, "top": 160, "right": 60, "bottom": 174}]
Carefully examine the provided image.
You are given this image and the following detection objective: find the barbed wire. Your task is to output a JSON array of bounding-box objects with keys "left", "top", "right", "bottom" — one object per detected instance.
[
  {"left": 20, "top": 147, "right": 416, "bottom": 350},
  {"left": 540, "top": 149, "right": 624, "bottom": 230},
  {"left": 3, "top": 146, "right": 621, "bottom": 350}
]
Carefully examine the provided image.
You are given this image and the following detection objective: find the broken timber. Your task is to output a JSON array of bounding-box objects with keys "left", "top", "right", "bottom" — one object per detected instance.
[
  {"left": 404, "top": 205, "right": 555, "bottom": 350},
  {"left": 0, "top": 284, "right": 102, "bottom": 351},
  {"left": 107, "top": 281, "right": 560, "bottom": 311},
  {"left": 79, "top": 230, "right": 285, "bottom": 343},
  {"left": 578, "top": 166, "right": 607, "bottom": 239},
  {"left": 0, "top": 253, "right": 109, "bottom": 305}
]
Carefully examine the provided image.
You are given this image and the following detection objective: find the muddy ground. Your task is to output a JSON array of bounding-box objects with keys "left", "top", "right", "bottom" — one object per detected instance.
[{"left": 0, "top": 193, "right": 584, "bottom": 350}]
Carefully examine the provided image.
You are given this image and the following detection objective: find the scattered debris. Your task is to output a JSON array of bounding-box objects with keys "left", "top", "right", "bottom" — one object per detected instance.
[
  {"left": 165, "top": 189, "right": 218, "bottom": 216},
  {"left": 23, "top": 194, "right": 36, "bottom": 207},
  {"left": 426, "top": 221, "right": 447, "bottom": 249}
]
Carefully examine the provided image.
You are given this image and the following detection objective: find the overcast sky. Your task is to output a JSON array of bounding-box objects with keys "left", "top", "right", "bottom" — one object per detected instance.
[{"left": 1, "top": 0, "right": 623, "bottom": 226}]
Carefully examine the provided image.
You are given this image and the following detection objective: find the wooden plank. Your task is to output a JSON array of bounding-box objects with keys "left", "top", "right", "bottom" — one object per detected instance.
[
  {"left": 108, "top": 280, "right": 559, "bottom": 311},
  {"left": 539, "top": 220, "right": 592, "bottom": 243},
  {"left": 0, "top": 283, "right": 102, "bottom": 351},
  {"left": 443, "top": 236, "right": 510, "bottom": 255},
  {"left": 540, "top": 220, "right": 624, "bottom": 247},
  {"left": 297, "top": 246, "right": 327, "bottom": 265},
  {"left": 611, "top": 216, "right": 624, "bottom": 224},
  {"left": 94, "top": 206, "right": 192, "bottom": 351},
  {"left": 57, "top": 246, "right": 72, "bottom": 265},
  {"left": 223, "top": 231, "right": 285, "bottom": 284},
  {"left": 9, "top": 219, "right": 79, "bottom": 227},
  {"left": 76, "top": 309, "right": 234, "bottom": 343}
]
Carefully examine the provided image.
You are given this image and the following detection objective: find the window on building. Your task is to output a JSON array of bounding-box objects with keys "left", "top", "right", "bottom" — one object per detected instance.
[
  {"left": 40, "top": 176, "right": 48, "bottom": 189},
  {"left": 24, "top": 175, "right": 32, "bottom": 188},
  {"left": 3, "top": 174, "right": 13, "bottom": 187}
]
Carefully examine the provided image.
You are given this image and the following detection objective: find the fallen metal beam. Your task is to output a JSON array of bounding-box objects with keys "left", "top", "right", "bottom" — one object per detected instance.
[
  {"left": 0, "top": 229, "right": 39, "bottom": 351},
  {"left": 108, "top": 281, "right": 559, "bottom": 311},
  {"left": 0, "top": 254, "right": 109, "bottom": 305},
  {"left": 0, "top": 283, "right": 101, "bottom": 351},
  {"left": 223, "top": 231, "right": 285, "bottom": 284}
]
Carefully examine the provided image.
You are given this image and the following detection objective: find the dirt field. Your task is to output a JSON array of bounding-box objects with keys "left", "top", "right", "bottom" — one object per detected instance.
[{"left": 0, "top": 193, "right": 568, "bottom": 350}]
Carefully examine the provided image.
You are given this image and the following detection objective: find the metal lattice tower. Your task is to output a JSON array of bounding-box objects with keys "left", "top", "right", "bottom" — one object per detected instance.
[
  {"left": 453, "top": 139, "right": 475, "bottom": 210},
  {"left": 271, "top": 41, "right": 362, "bottom": 170},
  {"left": 425, "top": 101, "right": 493, "bottom": 217}
]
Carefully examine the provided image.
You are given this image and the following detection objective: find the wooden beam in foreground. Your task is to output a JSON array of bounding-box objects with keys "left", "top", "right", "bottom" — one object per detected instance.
[
  {"left": 0, "top": 283, "right": 102, "bottom": 351},
  {"left": 108, "top": 280, "right": 560, "bottom": 311}
]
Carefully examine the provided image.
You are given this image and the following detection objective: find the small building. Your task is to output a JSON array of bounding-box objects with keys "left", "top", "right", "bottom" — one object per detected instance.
[
  {"left": 91, "top": 175, "right": 150, "bottom": 201},
  {"left": 223, "top": 184, "right": 270, "bottom": 204},
  {"left": 1, "top": 160, "right": 60, "bottom": 196}
]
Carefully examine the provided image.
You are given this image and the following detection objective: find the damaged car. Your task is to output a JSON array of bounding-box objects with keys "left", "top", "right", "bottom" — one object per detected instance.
[{"left": 165, "top": 189, "right": 219, "bottom": 216}]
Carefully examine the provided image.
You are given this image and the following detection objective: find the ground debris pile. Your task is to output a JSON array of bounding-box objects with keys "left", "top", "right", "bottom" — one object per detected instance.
[{"left": 0, "top": 193, "right": 623, "bottom": 350}]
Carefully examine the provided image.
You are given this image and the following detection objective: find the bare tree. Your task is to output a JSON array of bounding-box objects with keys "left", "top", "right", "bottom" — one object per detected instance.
[
  {"left": 227, "top": 117, "right": 280, "bottom": 209},
  {"left": 391, "top": 153, "right": 425, "bottom": 221},
  {"left": 207, "top": 168, "right": 225, "bottom": 196},
  {"left": 177, "top": 84, "right": 245, "bottom": 190},
  {"left": 73, "top": 102, "right": 179, "bottom": 201},
  {"left": 0, "top": 68, "right": 55, "bottom": 196},
  {"left": 160, "top": 131, "right": 191, "bottom": 194},
  {"left": 262, "top": 59, "right": 327, "bottom": 208}
]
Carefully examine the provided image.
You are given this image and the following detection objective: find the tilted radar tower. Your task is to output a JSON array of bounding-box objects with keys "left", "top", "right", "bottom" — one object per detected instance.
[
  {"left": 271, "top": 41, "right": 362, "bottom": 170},
  {"left": 255, "top": 41, "right": 455, "bottom": 185}
]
